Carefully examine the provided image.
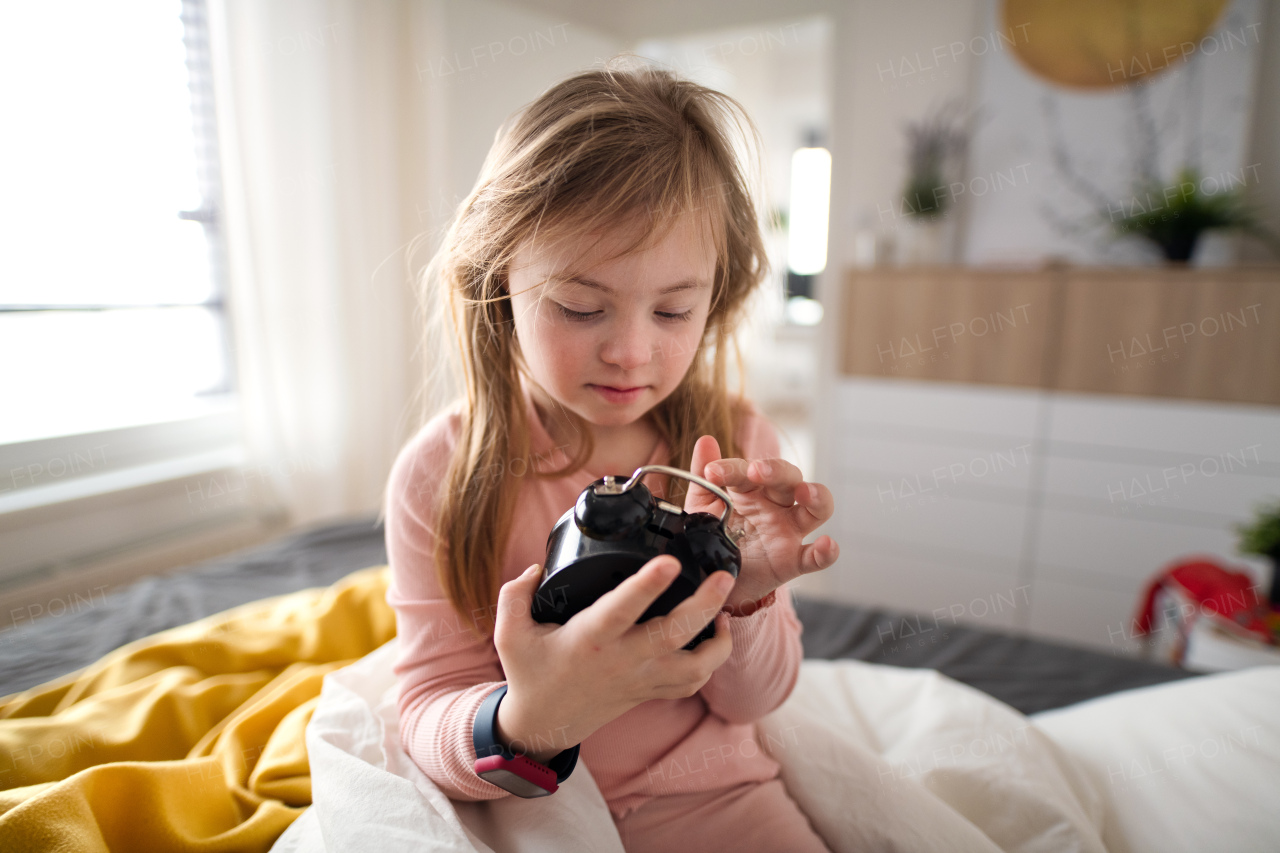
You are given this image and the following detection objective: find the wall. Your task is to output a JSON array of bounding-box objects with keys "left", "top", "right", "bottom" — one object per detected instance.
[
  {"left": 410, "top": 0, "right": 621, "bottom": 246},
  {"left": 1240, "top": 0, "right": 1280, "bottom": 262},
  {"left": 822, "top": 0, "right": 1279, "bottom": 275}
]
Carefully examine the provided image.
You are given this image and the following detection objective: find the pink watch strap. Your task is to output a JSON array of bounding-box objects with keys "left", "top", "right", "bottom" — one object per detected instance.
[{"left": 474, "top": 753, "right": 560, "bottom": 796}]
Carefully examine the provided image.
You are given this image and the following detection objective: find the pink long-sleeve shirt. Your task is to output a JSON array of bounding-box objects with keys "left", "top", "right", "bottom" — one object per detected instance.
[{"left": 384, "top": 382, "right": 804, "bottom": 821}]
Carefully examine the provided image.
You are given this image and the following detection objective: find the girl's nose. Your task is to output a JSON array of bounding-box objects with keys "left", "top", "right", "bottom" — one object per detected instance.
[{"left": 598, "top": 316, "right": 655, "bottom": 371}]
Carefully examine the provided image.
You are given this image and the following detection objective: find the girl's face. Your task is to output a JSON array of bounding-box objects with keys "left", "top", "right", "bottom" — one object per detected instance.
[{"left": 507, "top": 212, "right": 717, "bottom": 431}]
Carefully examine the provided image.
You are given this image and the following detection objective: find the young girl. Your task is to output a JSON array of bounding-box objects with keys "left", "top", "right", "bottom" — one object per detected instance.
[{"left": 385, "top": 58, "right": 839, "bottom": 852}]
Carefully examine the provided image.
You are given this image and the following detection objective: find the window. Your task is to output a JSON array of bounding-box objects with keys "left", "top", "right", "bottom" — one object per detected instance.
[{"left": 0, "top": 0, "right": 248, "bottom": 583}]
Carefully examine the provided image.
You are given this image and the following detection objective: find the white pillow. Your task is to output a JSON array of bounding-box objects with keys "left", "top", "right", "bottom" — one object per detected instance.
[{"left": 1032, "top": 666, "right": 1280, "bottom": 853}]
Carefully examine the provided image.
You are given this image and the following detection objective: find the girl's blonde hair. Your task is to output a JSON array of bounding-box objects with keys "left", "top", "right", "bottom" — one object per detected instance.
[{"left": 416, "top": 56, "right": 771, "bottom": 636}]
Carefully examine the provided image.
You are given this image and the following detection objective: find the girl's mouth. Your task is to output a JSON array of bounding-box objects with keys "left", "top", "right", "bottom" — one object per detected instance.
[{"left": 588, "top": 384, "right": 648, "bottom": 403}]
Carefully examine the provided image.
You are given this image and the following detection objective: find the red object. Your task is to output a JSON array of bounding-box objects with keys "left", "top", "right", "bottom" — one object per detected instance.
[
  {"left": 722, "top": 589, "right": 777, "bottom": 618},
  {"left": 1133, "top": 557, "right": 1271, "bottom": 643}
]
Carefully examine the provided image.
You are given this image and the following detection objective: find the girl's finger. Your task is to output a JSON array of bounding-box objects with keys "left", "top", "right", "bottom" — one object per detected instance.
[
  {"left": 494, "top": 564, "right": 543, "bottom": 641},
  {"left": 684, "top": 435, "right": 725, "bottom": 515},
  {"left": 790, "top": 481, "right": 836, "bottom": 531},
  {"left": 750, "top": 458, "right": 804, "bottom": 507},
  {"left": 644, "top": 569, "right": 735, "bottom": 654},
  {"left": 797, "top": 536, "right": 839, "bottom": 575},
  {"left": 709, "top": 458, "right": 804, "bottom": 508},
  {"left": 573, "top": 555, "right": 682, "bottom": 644},
  {"left": 705, "top": 458, "right": 761, "bottom": 494}
]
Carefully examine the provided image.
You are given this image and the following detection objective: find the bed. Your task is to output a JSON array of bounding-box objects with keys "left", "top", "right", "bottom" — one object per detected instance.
[
  {"left": 0, "top": 514, "right": 1193, "bottom": 707},
  {"left": 2, "top": 516, "right": 1274, "bottom": 853}
]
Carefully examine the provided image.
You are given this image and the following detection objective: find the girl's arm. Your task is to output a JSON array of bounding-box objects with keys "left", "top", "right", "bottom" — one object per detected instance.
[
  {"left": 697, "top": 582, "right": 805, "bottom": 724},
  {"left": 691, "top": 404, "right": 818, "bottom": 723},
  {"left": 389, "top": 580, "right": 518, "bottom": 802},
  {"left": 385, "top": 416, "right": 521, "bottom": 802}
]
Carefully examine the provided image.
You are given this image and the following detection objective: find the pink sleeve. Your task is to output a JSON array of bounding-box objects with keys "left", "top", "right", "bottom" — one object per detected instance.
[
  {"left": 698, "top": 402, "right": 805, "bottom": 724},
  {"left": 384, "top": 412, "right": 513, "bottom": 802}
]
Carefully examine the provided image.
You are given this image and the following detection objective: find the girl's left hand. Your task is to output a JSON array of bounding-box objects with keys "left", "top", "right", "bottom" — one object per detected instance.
[{"left": 682, "top": 435, "right": 839, "bottom": 611}]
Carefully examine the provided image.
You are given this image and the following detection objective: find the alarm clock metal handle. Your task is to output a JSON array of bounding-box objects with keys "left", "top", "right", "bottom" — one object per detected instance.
[{"left": 609, "top": 464, "right": 735, "bottom": 526}]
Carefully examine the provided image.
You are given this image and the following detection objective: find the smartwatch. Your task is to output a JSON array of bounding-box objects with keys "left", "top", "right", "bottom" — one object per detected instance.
[{"left": 472, "top": 684, "right": 579, "bottom": 798}]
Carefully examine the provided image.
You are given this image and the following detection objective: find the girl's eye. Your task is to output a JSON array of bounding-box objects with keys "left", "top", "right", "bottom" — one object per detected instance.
[
  {"left": 555, "top": 303, "right": 600, "bottom": 321},
  {"left": 553, "top": 303, "right": 694, "bottom": 323}
]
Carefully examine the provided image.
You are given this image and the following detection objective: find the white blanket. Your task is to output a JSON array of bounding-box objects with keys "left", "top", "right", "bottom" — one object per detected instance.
[
  {"left": 1034, "top": 667, "right": 1280, "bottom": 853},
  {"left": 270, "top": 640, "right": 1280, "bottom": 853}
]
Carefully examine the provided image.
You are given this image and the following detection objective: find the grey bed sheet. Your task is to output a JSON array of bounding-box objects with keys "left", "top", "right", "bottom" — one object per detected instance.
[{"left": 0, "top": 515, "right": 1194, "bottom": 711}]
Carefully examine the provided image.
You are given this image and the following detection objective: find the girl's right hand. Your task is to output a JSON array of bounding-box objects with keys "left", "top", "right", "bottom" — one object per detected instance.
[{"left": 491, "top": 554, "right": 735, "bottom": 764}]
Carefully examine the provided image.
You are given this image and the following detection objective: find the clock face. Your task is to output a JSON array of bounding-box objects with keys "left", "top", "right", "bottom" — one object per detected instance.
[{"left": 1003, "top": 0, "right": 1229, "bottom": 89}]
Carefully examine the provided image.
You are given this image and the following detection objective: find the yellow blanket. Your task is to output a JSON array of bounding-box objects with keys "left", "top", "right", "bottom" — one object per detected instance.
[{"left": 0, "top": 564, "right": 395, "bottom": 853}]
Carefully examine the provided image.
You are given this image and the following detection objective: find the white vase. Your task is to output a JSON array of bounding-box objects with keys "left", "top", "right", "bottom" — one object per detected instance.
[{"left": 895, "top": 215, "right": 954, "bottom": 265}]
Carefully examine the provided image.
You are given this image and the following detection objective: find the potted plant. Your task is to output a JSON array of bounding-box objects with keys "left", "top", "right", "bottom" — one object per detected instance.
[
  {"left": 1236, "top": 499, "right": 1280, "bottom": 605},
  {"left": 1110, "top": 166, "right": 1276, "bottom": 263},
  {"left": 896, "top": 101, "right": 970, "bottom": 265}
]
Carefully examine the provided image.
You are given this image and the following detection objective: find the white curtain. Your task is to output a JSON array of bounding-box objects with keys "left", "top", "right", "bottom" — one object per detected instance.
[{"left": 207, "top": 0, "right": 444, "bottom": 528}]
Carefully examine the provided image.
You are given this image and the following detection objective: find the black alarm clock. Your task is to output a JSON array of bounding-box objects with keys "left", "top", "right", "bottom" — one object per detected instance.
[{"left": 531, "top": 464, "right": 742, "bottom": 650}]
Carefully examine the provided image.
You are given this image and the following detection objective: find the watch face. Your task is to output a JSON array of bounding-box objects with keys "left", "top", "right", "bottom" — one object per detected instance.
[{"left": 478, "top": 767, "right": 553, "bottom": 798}]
